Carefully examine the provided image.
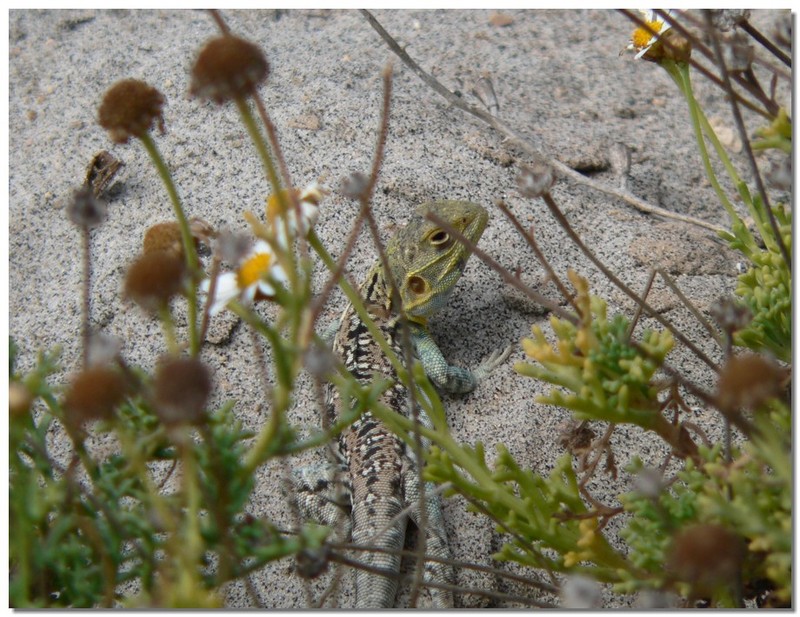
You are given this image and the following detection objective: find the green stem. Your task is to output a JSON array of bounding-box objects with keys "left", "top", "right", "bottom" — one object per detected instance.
[
  {"left": 667, "top": 66, "right": 735, "bottom": 216},
  {"left": 158, "top": 304, "right": 178, "bottom": 354},
  {"left": 667, "top": 62, "right": 761, "bottom": 254},
  {"left": 228, "top": 301, "right": 292, "bottom": 475},
  {"left": 139, "top": 132, "right": 200, "bottom": 355},
  {"left": 241, "top": 382, "right": 289, "bottom": 476},
  {"left": 235, "top": 98, "right": 299, "bottom": 292},
  {"left": 181, "top": 436, "right": 203, "bottom": 580},
  {"left": 235, "top": 97, "right": 282, "bottom": 193}
]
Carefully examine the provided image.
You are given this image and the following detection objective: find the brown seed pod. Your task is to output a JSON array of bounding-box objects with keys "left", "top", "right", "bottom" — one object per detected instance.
[
  {"left": 190, "top": 35, "right": 269, "bottom": 104},
  {"left": 153, "top": 356, "right": 212, "bottom": 426},
  {"left": 143, "top": 222, "right": 185, "bottom": 258},
  {"left": 667, "top": 524, "right": 744, "bottom": 600},
  {"left": 124, "top": 250, "right": 186, "bottom": 312},
  {"left": 517, "top": 162, "right": 555, "bottom": 198},
  {"left": 9, "top": 382, "right": 34, "bottom": 419},
  {"left": 63, "top": 366, "right": 130, "bottom": 422},
  {"left": 98, "top": 79, "right": 165, "bottom": 144},
  {"left": 716, "top": 353, "right": 785, "bottom": 413}
]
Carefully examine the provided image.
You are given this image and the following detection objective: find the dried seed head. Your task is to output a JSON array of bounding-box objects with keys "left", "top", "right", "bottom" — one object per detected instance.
[
  {"left": 304, "top": 341, "right": 336, "bottom": 380},
  {"left": 766, "top": 156, "right": 791, "bottom": 192},
  {"left": 296, "top": 545, "right": 331, "bottom": 580},
  {"left": 708, "top": 9, "right": 750, "bottom": 32},
  {"left": 517, "top": 162, "right": 555, "bottom": 198},
  {"left": 632, "top": 466, "right": 665, "bottom": 499},
  {"left": 190, "top": 35, "right": 269, "bottom": 104},
  {"left": 710, "top": 297, "right": 752, "bottom": 335},
  {"left": 124, "top": 250, "right": 186, "bottom": 312},
  {"left": 217, "top": 228, "right": 253, "bottom": 265},
  {"left": 153, "top": 356, "right": 212, "bottom": 426},
  {"left": 658, "top": 28, "right": 692, "bottom": 63},
  {"left": 87, "top": 332, "right": 123, "bottom": 367},
  {"left": 667, "top": 524, "right": 744, "bottom": 596},
  {"left": 722, "top": 32, "right": 754, "bottom": 73},
  {"left": 189, "top": 217, "right": 217, "bottom": 249},
  {"left": 560, "top": 575, "right": 601, "bottom": 609},
  {"left": 143, "top": 219, "right": 217, "bottom": 261},
  {"left": 716, "top": 353, "right": 785, "bottom": 413},
  {"left": 66, "top": 187, "right": 107, "bottom": 228},
  {"left": 557, "top": 420, "right": 595, "bottom": 455},
  {"left": 143, "top": 222, "right": 185, "bottom": 258},
  {"left": 63, "top": 366, "right": 130, "bottom": 422},
  {"left": 98, "top": 79, "right": 165, "bottom": 144},
  {"left": 340, "top": 172, "right": 370, "bottom": 200},
  {"left": 9, "top": 382, "right": 34, "bottom": 419}
]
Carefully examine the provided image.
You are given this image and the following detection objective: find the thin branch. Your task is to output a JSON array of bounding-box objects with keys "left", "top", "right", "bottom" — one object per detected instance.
[
  {"left": 208, "top": 9, "right": 230, "bottom": 35},
  {"left": 425, "top": 212, "right": 578, "bottom": 324},
  {"left": 628, "top": 268, "right": 724, "bottom": 350},
  {"left": 539, "top": 192, "right": 720, "bottom": 373},
  {"left": 740, "top": 19, "right": 791, "bottom": 68},
  {"left": 494, "top": 199, "right": 579, "bottom": 315},
  {"left": 328, "top": 545, "right": 558, "bottom": 606},
  {"left": 361, "top": 9, "right": 730, "bottom": 235}
]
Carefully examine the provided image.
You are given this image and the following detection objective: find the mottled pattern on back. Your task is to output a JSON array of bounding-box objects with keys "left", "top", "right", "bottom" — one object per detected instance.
[{"left": 306, "top": 201, "right": 505, "bottom": 608}]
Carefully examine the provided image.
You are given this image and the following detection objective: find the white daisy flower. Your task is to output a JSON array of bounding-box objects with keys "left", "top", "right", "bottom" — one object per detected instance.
[
  {"left": 200, "top": 240, "right": 287, "bottom": 315},
  {"left": 626, "top": 10, "right": 676, "bottom": 60},
  {"left": 266, "top": 182, "right": 323, "bottom": 247}
]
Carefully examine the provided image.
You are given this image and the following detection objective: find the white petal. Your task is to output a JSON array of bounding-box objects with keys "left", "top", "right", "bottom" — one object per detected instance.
[
  {"left": 270, "top": 263, "right": 289, "bottom": 284},
  {"left": 252, "top": 239, "right": 274, "bottom": 257},
  {"left": 242, "top": 284, "right": 259, "bottom": 304},
  {"left": 203, "top": 272, "right": 241, "bottom": 315},
  {"left": 299, "top": 200, "right": 319, "bottom": 232},
  {"left": 256, "top": 280, "right": 276, "bottom": 297}
]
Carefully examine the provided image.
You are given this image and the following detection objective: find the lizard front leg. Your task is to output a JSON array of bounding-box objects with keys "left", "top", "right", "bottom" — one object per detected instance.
[{"left": 411, "top": 324, "right": 512, "bottom": 394}]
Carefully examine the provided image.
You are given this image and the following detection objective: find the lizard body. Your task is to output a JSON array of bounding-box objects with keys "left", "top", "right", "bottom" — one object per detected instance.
[{"left": 299, "top": 201, "right": 506, "bottom": 608}]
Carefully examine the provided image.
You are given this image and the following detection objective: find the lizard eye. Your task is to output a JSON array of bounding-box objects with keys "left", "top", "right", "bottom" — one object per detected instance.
[
  {"left": 429, "top": 230, "right": 451, "bottom": 248},
  {"left": 407, "top": 275, "right": 427, "bottom": 296}
]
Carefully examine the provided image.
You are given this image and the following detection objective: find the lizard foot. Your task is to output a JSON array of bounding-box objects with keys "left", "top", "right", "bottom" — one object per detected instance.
[{"left": 472, "top": 344, "right": 514, "bottom": 383}]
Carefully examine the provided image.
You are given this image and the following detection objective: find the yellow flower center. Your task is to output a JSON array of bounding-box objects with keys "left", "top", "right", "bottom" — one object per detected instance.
[
  {"left": 237, "top": 252, "right": 272, "bottom": 288},
  {"left": 266, "top": 188, "right": 299, "bottom": 226},
  {"left": 632, "top": 19, "right": 663, "bottom": 48}
]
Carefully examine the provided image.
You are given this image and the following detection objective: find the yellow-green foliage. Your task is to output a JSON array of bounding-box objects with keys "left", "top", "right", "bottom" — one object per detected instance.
[
  {"left": 424, "top": 445, "right": 636, "bottom": 584},
  {"left": 516, "top": 270, "right": 674, "bottom": 429},
  {"left": 9, "top": 344, "right": 329, "bottom": 608},
  {"left": 733, "top": 201, "right": 791, "bottom": 362},
  {"left": 621, "top": 397, "right": 791, "bottom": 605}
]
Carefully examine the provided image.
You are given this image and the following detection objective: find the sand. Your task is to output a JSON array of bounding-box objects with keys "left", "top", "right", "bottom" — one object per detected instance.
[{"left": 8, "top": 8, "right": 789, "bottom": 608}]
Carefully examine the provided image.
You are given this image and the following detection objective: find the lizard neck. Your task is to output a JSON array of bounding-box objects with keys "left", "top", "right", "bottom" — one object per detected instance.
[
  {"left": 361, "top": 263, "right": 431, "bottom": 327},
  {"left": 361, "top": 263, "right": 394, "bottom": 314}
]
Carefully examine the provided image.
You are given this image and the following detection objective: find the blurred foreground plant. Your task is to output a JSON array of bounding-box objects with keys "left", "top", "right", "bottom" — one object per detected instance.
[{"left": 9, "top": 12, "right": 406, "bottom": 608}]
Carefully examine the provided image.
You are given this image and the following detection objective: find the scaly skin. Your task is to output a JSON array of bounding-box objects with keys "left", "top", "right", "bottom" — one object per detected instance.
[{"left": 298, "top": 201, "right": 509, "bottom": 608}]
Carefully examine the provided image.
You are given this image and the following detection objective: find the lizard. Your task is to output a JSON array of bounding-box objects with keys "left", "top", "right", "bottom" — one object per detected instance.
[{"left": 296, "top": 200, "right": 509, "bottom": 608}]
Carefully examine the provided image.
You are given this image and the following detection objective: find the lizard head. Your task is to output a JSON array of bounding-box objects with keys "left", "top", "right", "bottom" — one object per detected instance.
[{"left": 384, "top": 200, "right": 488, "bottom": 323}]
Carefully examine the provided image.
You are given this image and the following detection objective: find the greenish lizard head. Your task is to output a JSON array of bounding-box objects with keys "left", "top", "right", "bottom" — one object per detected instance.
[{"left": 384, "top": 200, "right": 488, "bottom": 323}]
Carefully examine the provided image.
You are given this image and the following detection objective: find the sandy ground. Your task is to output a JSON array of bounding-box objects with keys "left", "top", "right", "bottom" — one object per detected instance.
[{"left": 8, "top": 8, "right": 790, "bottom": 608}]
